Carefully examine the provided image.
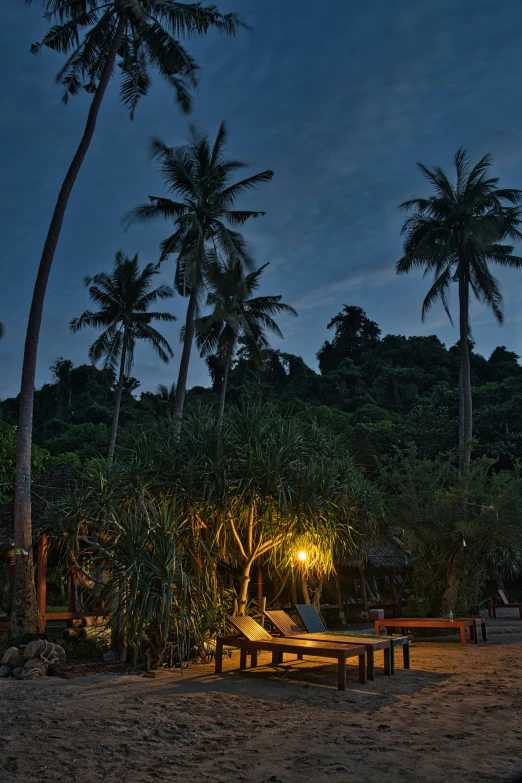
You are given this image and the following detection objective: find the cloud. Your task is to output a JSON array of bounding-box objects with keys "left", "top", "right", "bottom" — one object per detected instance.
[{"left": 290, "top": 267, "right": 396, "bottom": 312}]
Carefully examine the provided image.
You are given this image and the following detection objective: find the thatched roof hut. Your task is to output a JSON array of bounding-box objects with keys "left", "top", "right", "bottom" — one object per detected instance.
[
  {"left": 0, "top": 464, "right": 81, "bottom": 550},
  {"left": 339, "top": 538, "right": 410, "bottom": 571}
]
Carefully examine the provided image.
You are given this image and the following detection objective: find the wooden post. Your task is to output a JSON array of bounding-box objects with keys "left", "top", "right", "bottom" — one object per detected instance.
[
  {"left": 291, "top": 579, "right": 297, "bottom": 607},
  {"left": 360, "top": 566, "right": 368, "bottom": 614},
  {"left": 36, "top": 534, "right": 48, "bottom": 633},
  {"left": 389, "top": 568, "right": 397, "bottom": 613},
  {"left": 68, "top": 566, "right": 77, "bottom": 613},
  {"left": 257, "top": 560, "right": 263, "bottom": 608},
  {"left": 335, "top": 572, "right": 346, "bottom": 626}
]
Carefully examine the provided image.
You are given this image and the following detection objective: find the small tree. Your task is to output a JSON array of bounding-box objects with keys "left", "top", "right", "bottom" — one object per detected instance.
[{"left": 71, "top": 252, "right": 176, "bottom": 459}]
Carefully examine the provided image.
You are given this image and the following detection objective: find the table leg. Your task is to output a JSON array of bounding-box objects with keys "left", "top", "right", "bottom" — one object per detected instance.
[
  {"left": 358, "top": 653, "right": 366, "bottom": 684},
  {"left": 403, "top": 642, "right": 411, "bottom": 670},
  {"left": 367, "top": 648, "right": 375, "bottom": 680},
  {"left": 383, "top": 646, "right": 392, "bottom": 676},
  {"left": 459, "top": 624, "right": 467, "bottom": 646},
  {"left": 240, "top": 645, "right": 248, "bottom": 669},
  {"left": 338, "top": 652, "right": 347, "bottom": 691},
  {"left": 470, "top": 622, "right": 477, "bottom": 644},
  {"left": 215, "top": 638, "right": 223, "bottom": 674}
]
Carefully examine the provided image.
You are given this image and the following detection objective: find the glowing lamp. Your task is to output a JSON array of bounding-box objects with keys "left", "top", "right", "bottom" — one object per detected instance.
[{"left": 297, "top": 550, "right": 307, "bottom": 562}]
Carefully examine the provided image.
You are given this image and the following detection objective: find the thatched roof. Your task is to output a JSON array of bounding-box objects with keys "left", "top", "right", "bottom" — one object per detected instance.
[
  {"left": 0, "top": 464, "right": 81, "bottom": 548},
  {"left": 340, "top": 539, "right": 410, "bottom": 570}
]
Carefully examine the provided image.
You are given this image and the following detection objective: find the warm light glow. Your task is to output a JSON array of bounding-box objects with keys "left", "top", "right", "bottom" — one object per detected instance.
[{"left": 298, "top": 550, "right": 307, "bottom": 561}]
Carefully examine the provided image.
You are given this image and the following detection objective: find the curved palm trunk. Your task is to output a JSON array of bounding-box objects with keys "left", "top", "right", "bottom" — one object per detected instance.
[
  {"left": 10, "top": 15, "right": 127, "bottom": 641},
  {"left": 458, "top": 264, "right": 472, "bottom": 473},
  {"left": 172, "top": 288, "right": 198, "bottom": 438},
  {"left": 108, "top": 330, "right": 129, "bottom": 461},
  {"left": 217, "top": 351, "right": 231, "bottom": 425}
]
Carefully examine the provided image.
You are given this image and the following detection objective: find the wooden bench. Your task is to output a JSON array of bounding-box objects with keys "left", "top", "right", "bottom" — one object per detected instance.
[
  {"left": 374, "top": 617, "right": 487, "bottom": 647},
  {"left": 488, "top": 589, "right": 522, "bottom": 619},
  {"left": 265, "top": 608, "right": 393, "bottom": 681},
  {"left": 216, "top": 616, "right": 367, "bottom": 690}
]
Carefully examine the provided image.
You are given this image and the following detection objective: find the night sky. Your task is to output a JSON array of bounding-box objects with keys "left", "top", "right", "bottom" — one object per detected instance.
[{"left": 2, "top": 0, "right": 522, "bottom": 400}]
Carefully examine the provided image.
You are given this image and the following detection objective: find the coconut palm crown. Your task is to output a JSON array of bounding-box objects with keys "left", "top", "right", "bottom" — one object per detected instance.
[
  {"left": 397, "top": 148, "right": 522, "bottom": 471},
  {"left": 25, "top": 0, "right": 244, "bottom": 117}
]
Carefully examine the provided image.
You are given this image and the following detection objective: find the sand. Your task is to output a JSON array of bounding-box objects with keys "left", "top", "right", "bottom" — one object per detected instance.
[{"left": 1, "top": 612, "right": 522, "bottom": 783}]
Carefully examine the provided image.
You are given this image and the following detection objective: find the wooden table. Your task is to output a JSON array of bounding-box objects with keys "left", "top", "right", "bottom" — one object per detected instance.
[
  {"left": 374, "top": 618, "right": 487, "bottom": 647},
  {"left": 215, "top": 635, "right": 367, "bottom": 690},
  {"left": 287, "top": 632, "right": 392, "bottom": 681}
]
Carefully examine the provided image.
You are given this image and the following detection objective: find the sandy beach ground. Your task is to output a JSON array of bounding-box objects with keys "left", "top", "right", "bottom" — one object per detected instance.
[{"left": 1, "top": 612, "right": 522, "bottom": 783}]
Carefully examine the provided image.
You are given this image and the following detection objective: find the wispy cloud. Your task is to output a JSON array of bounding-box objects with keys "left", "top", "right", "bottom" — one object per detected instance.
[{"left": 290, "top": 267, "right": 396, "bottom": 312}]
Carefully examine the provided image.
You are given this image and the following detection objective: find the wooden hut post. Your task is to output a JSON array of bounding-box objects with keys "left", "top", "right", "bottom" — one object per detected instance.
[
  {"left": 36, "top": 534, "right": 48, "bottom": 632},
  {"left": 68, "top": 566, "right": 77, "bottom": 616},
  {"left": 389, "top": 567, "right": 398, "bottom": 614},
  {"left": 291, "top": 579, "right": 297, "bottom": 607},
  {"left": 335, "top": 572, "right": 346, "bottom": 626},
  {"left": 360, "top": 566, "right": 369, "bottom": 615}
]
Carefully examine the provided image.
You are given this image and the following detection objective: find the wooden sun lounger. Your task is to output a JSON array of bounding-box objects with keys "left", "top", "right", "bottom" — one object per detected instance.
[
  {"left": 488, "top": 589, "right": 522, "bottom": 619},
  {"left": 264, "top": 609, "right": 393, "bottom": 680},
  {"left": 215, "top": 615, "right": 367, "bottom": 690},
  {"left": 374, "top": 617, "right": 487, "bottom": 647},
  {"left": 295, "top": 603, "right": 411, "bottom": 673}
]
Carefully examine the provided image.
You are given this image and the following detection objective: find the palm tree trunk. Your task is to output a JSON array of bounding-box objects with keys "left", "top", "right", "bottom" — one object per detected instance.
[
  {"left": 217, "top": 351, "right": 231, "bottom": 425},
  {"left": 108, "top": 329, "right": 129, "bottom": 461},
  {"left": 172, "top": 288, "right": 198, "bottom": 438},
  {"left": 458, "top": 264, "right": 472, "bottom": 473},
  {"left": 10, "top": 14, "right": 127, "bottom": 641}
]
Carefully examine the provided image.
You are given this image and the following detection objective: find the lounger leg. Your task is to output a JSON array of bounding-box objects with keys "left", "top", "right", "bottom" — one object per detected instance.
[
  {"left": 297, "top": 653, "right": 303, "bottom": 660},
  {"left": 482, "top": 623, "right": 487, "bottom": 642},
  {"left": 470, "top": 622, "right": 478, "bottom": 644},
  {"left": 459, "top": 625, "right": 467, "bottom": 647},
  {"left": 271, "top": 651, "right": 283, "bottom": 666},
  {"left": 338, "top": 652, "right": 346, "bottom": 691},
  {"left": 251, "top": 649, "right": 258, "bottom": 667},
  {"left": 367, "top": 648, "right": 375, "bottom": 680},
  {"left": 403, "top": 643, "right": 410, "bottom": 670},
  {"left": 240, "top": 645, "right": 248, "bottom": 669},
  {"left": 215, "top": 638, "right": 223, "bottom": 674},
  {"left": 390, "top": 644, "right": 395, "bottom": 674},
  {"left": 358, "top": 653, "right": 366, "bottom": 684},
  {"left": 383, "top": 646, "right": 391, "bottom": 676}
]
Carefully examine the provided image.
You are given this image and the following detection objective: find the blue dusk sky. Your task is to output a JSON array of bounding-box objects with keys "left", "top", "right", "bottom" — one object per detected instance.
[{"left": 1, "top": 0, "right": 522, "bottom": 399}]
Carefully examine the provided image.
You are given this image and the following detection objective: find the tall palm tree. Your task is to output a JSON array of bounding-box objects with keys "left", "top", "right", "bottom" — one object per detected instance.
[
  {"left": 71, "top": 252, "right": 176, "bottom": 459},
  {"left": 397, "top": 149, "right": 522, "bottom": 472},
  {"left": 13, "top": 0, "right": 242, "bottom": 639},
  {"left": 195, "top": 260, "right": 297, "bottom": 423},
  {"left": 125, "top": 122, "right": 274, "bottom": 436}
]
